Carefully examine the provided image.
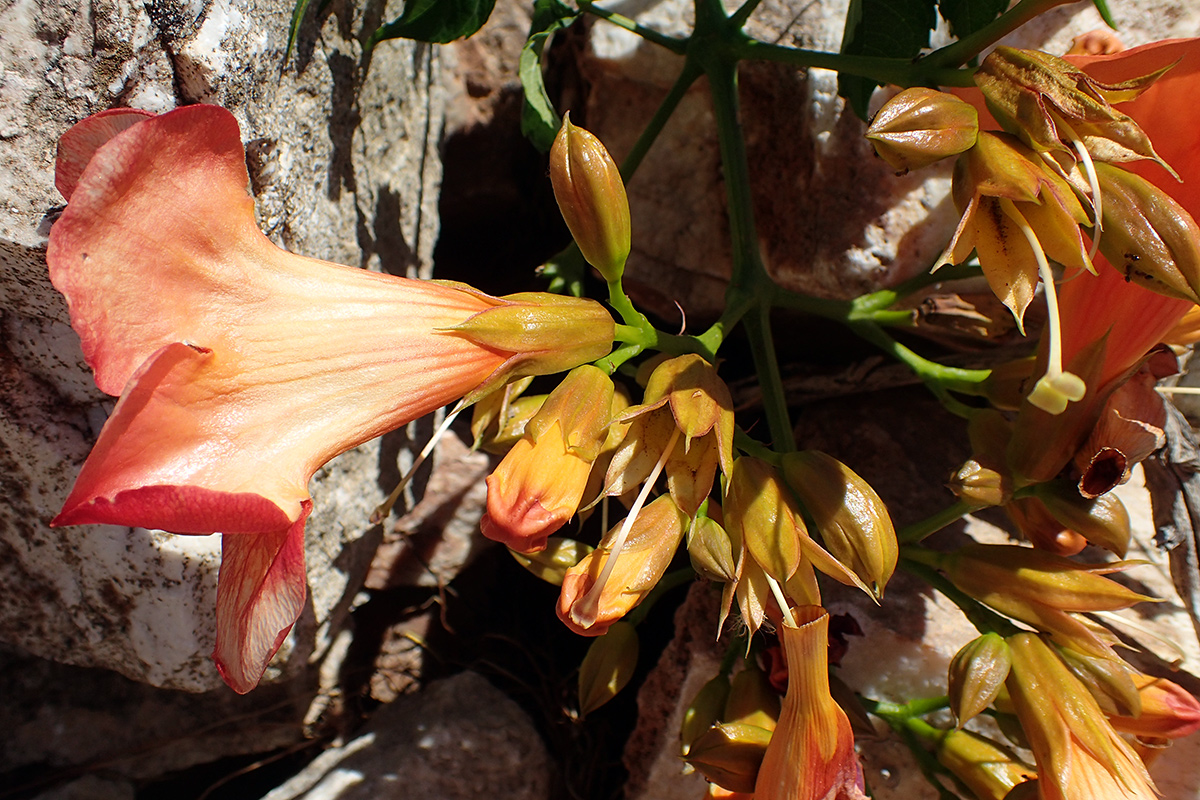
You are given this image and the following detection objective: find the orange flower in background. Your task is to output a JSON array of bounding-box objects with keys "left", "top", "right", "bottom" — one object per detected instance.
[{"left": 46, "top": 105, "right": 594, "bottom": 692}]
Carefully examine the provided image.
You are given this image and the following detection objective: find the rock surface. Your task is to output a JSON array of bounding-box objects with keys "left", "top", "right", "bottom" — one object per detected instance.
[
  {"left": 259, "top": 671, "right": 551, "bottom": 800},
  {"left": 0, "top": 0, "right": 443, "bottom": 692}
]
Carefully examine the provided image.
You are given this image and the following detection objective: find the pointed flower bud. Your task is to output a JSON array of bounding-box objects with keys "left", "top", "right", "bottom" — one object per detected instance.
[
  {"left": 557, "top": 494, "right": 688, "bottom": 636},
  {"left": 976, "top": 46, "right": 1174, "bottom": 169},
  {"left": 688, "top": 512, "right": 738, "bottom": 583},
  {"left": 578, "top": 620, "right": 639, "bottom": 717},
  {"left": 1006, "top": 496, "right": 1088, "bottom": 556},
  {"left": 1109, "top": 673, "right": 1200, "bottom": 740},
  {"left": 682, "top": 673, "right": 733, "bottom": 756},
  {"left": 686, "top": 722, "right": 773, "bottom": 794},
  {"left": 724, "top": 661, "right": 781, "bottom": 733},
  {"left": 1005, "top": 632, "right": 1157, "bottom": 800},
  {"left": 1033, "top": 481, "right": 1132, "bottom": 556},
  {"left": 782, "top": 451, "right": 897, "bottom": 599},
  {"left": 948, "top": 633, "right": 1012, "bottom": 727},
  {"left": 549, "top": 113, "right": 631, "bottom": 283},
  {"left": 508, "top": 536, "right": 593, "bottom": 586},
  {"left": 866, "top": 87, "right": 979, "bottom": 172},
  {"left": 1093, "top": 161, "right": 1200, "bottom": 303},
  {"left": 753, "top": 605, "right": 868, "bottom": 800},
  {"left": 935, "top": 543, "right": 1155, "bottom": 658},
  {"left": 448, "top": 289, "right": 615, "bottom": 401},
  {"left": 469, "top": 376, "right": 538, "bottom": 452},
  {"left": 481, "top": 365, "right": 615, "bottom": 553},
  {"left": 1057, "top": 646, "right": 1141, "bottom": 718},
  {"left": 934, "top": 728, "right": 1035, "bottom": 800},
  {"left": 948, "top": 458, "right": 1010, "bottom": 507}
]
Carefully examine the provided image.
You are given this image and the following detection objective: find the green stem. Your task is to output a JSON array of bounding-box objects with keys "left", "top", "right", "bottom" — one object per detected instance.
[
  {"left": 728, "top": 0, "right": 763, "bottom": 29},
  {"left": 619, "top": 60, "right": 705, "bottom": 181},
  {"left": 577, "top": 0, "right": 687, "bottom": 54},
  {"left": 897, "top": 500, "right": 974, "bottom": 545},
  {"left": 900, "top": 554, "right": 1021, "bottom": 637},
  {"left": 852, "top": 262, "right": 984, "bottom": 314},
  {"left": 729, "top": 37, "right": 976, "bottom": 87},
  {"left": 733, "top": 427, "right": 783, "bottom": 465},
  {"left": 743, "top": 305, "right": 795, "bottom": 452},
  {"left": 866, "top": 694, "right": 951, "bottom": 720},
  {"left": 922, "top": 0, "right": 1069, "bottom": 70}
]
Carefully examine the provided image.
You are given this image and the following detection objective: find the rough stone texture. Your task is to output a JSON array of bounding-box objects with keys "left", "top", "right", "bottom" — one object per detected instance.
[
  {"left": 0, "top": 0, "right": 443, "bottom": 692},
  {"left": 259, "top": 671, "right": 551, "bottom": 800},
  {"left": 581, "top": 0, "right": 1200, "bottom": 322},
  {"left": 0, "top": 642, "right": 308, "bottom": 795}
]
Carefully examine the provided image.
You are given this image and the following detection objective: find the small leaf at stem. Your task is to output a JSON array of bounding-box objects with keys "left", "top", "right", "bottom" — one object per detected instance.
[
  {"left": 366, "top": 0, "right": 496, "bottom": 48},
  {"left": 520, "top": 0, "right": 579, "bottom": 152}
]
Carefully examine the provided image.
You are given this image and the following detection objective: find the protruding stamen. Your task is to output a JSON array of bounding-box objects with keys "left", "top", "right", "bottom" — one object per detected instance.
[
  {"left": 1069, "top": 136, "right": 1104, "bottom": 264},
  {"left": 574, "top": 426, "right": 681, "bottom": 626},
  {"left": 1000, "top": 198, "right": 1087, "bottom": 415},
  {"left": 765, "top": 573, "right": 798, "bottom": 629},
  {"left": 371, "top": 402, "right": 465, "bottom": 524}
]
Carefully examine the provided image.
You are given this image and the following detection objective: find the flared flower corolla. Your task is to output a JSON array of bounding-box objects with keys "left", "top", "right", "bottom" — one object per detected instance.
[{"left": 47, "top": 105, "right": 523, "bottom": 692}]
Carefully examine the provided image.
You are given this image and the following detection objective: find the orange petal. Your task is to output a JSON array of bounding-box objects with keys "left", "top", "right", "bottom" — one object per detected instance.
[
  {"left": 214, "top": 509, "right": 309, "bottom": 694},
  {"left": 54, "top": 107, "right": 154, "bottom": 201}
]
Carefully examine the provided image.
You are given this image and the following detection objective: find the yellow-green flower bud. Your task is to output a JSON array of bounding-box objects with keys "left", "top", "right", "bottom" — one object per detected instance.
[
  {"left": 726, "top": 457, "right": 803, "bottom": 584},
  {"left": 578, "top": 620, "right": 639, "bottom": 717},
  {"left": 1034, "top": 481, "right": 1132, "bottom": 557},
  {"left": 508, "top": 537, "right": 593, "bottom": 586},
  {"left": 1057, "top": 646, "right": 1141, "bottom": 718},
  {"left": 866, "top": 87, "right": 979, "bottom": 172},
  {"left": 935, "top": 728, "right": 1035, "bottom": 800},
  {"left": 948, "top": 633, "right": 1012, "bottom": 726},
  {"left": 949, "top": 458, "right": 1010, "bottom": 508},
  {"left": 782, "top": 450, "right": 897, "bottom": 600},
  {"left": 685, "top": 722, "right": 772, "bottom": 794},
  {"left": 1093, "top": 162, "right": 1200, "bottom": 304},
  {"left": 688, "top": 513, "right": 737, "bottom": 583},
  {"left": 681, "top": 673, "right": 732, "bottom": 756},
  {"left": 470, "top": 376, "right": 535, "bottom": 450},
  {"left": 724, "top": 661, "right": 781, "bottom": 732},
  {"left": 448, "top": 289, "right": 615, "bottom": 401},
  {"left": 549, "top": 114, "right": 631, "bottom": 283}
]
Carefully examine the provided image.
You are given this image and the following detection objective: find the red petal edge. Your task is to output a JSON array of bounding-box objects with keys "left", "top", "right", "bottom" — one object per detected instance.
[{"left": 213, "top": 502, "right": 311, "bottom": 694}]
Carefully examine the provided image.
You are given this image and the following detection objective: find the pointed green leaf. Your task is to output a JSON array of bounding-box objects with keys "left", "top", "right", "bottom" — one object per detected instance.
[
  {"left": 366, "top": 0, "right": 496, "bottom": 49},
  {"left": 520, "top": 0, "right": 579, "bottom": 152},
  {"left": 937, "top": 0, "right": 1006, "bottom": 39}
]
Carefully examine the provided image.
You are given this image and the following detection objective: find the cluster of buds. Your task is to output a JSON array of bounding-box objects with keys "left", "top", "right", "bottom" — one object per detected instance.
[{"left": 869, "top": 43, "right": 1200, "bottom": 418}]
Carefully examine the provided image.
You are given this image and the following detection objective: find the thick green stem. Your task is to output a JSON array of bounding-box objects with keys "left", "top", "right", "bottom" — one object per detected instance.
[
  {"left": 578, "top": 0, "right": 687, "bottom": 54},
  {"left": 900, "top": 555, "right": 1021, "bottom": 637},
  {"left": 743, "top": 305, "right": 795, "bottom": 452},
  {"left": 922, "top": 0, "right": 1073, "bottom": 70},
  {"left": 731, "top": 37, "right": 976, "bottom": 87},
  {"left": 867, "top": 694, "right": 951, "bottom": 720},
  {"left": 897, "top": 500, "right": 974, "bottom": 545},
  {"left": 620, "top": 60, "right": 705, "bottom": 180}
]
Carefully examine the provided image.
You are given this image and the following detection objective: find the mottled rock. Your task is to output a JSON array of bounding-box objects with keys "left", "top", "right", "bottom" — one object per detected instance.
[
  {"left": 0, "top": 0, "right": 443, "bottom": 692},
  {"left": 260, "top": 671, "right": 551, "bottom": 800}
]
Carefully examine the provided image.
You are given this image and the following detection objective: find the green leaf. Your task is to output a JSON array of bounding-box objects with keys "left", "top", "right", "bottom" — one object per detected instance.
[
  {"left": 366, "top": 0, "right": 497, "bottom": 49},
  {"left": 838, "top": 0, "right": 938, "bottom": 120},
  {"left": 285, "top": 0, "right": 312, "bottom": 62},
  {"left": 519, "top": 0, "right": 579, "bottom": 152},
  {"left": 936, "top": 0, "right": 1006, "bottom": 39},
  {"left": 1091, "top": 0, "right": 1117, "bottom": 29}
]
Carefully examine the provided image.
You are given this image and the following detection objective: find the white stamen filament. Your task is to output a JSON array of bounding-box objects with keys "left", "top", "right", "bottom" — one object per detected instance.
[
  {"left": 574, "top": 425, "right": 682, "bottom": 626},
  {"left": 371, "top": 402, "right": 464, "bottom": 524},
  {"left": 1000, "top": 198, "right": 1086, "bottom": 414},
  {"left": 765, "top": 573, "right": 797, "bottom": 629},
  {"left": 1071, "top": 137, "right": 1104, "bottom": 264}
]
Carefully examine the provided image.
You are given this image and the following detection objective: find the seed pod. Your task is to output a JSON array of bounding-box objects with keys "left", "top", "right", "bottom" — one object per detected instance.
[{"left": 578, "top": 621, "right": 639, "bottom": 717}]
